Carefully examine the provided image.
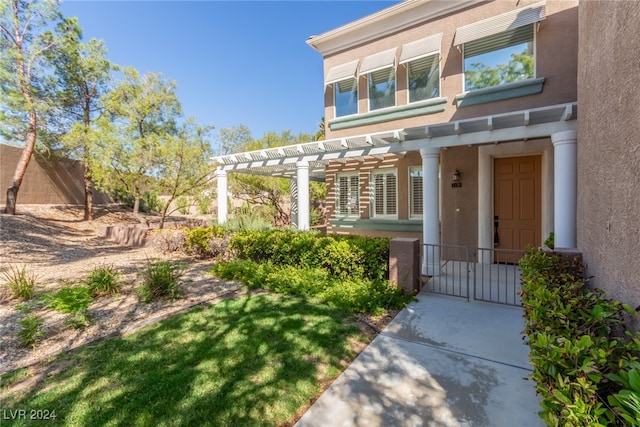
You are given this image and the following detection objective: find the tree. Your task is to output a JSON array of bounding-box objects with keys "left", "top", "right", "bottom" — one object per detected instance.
[
  {"left": 95, "top": 68, "right": 182, "bottom": 218},
  {"left": 313, "top": 116, "right": 325, "bottom": 141},
  {"left": 215, "top": 124, "right": 251, "bottom": 156},
  {"left": 465, "top": 50, "right": 534, "bottom": 91},
  {"left": 155, "top": 118, "right": 214, "bottom": 228},
  {"left": 0, "top": 0, "right": 70, "bottom": 214},
  {"left": 48, "top": 19, "right": 112, "bottom": 220}
]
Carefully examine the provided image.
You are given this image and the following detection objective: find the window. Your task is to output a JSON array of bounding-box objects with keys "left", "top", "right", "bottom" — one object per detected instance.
[
  {"left": 407, "top": 54, "right": 439, "bottom": 103},
  {"left": 368, "top": 67, "right": 396, "bottom": 110},
  {"left": 409, "top": 167, "right": 423, "bottom": 218},
  {"left": 335, "top": 173, "right": 359, "bottom": 216},
  {"left": 371, "top": 170, "right": 397, "bottom": 217},
  {"left": 334, "top": 79, "right": 358, "bottom": 117},
  {"left": 463, "top": 24, "right": 535, "bottom": 91}
]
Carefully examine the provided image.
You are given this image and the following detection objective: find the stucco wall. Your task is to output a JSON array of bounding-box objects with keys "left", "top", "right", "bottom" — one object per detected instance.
[
  {"left": 577, "top": 2, "right": 640, "bottom": 307},
  {"left": 441, "top": 146, "right": 478, "bottom": 247},
  {"left": 322, "top": 0, "right": 579, "bottom": 140},
  {"left": 0, "top": 144, "right": 110, "bottom": 206}
]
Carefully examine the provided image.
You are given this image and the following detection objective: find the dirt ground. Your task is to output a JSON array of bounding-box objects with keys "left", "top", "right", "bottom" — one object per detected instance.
[{"left": 0, "top": 205, "right": 396, "bottom": 376}]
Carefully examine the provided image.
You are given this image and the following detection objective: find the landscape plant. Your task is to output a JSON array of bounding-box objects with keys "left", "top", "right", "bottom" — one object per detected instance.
[
  {"left": 519, "top": 248, "right": 640, "bottom": 426},
  {"left": 43, "top": 285, "right": 94, "bottom": 329},
  {"left": 138, "top": 259, "right": 186, "bottom": 302},
  {"left": 16, "top": 314, "right": 46, "bottom": 348},
  {"left": 84, "top": 264, "right": 122, "bottom": 296},
  {"left": 2, "top": 265, "right": 37, "bottom": 300}
]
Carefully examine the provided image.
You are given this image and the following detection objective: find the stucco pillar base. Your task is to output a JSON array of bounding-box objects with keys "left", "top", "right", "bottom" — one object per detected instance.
[{"left": 389, "top": 238, "right": 421, "bottom": 295}]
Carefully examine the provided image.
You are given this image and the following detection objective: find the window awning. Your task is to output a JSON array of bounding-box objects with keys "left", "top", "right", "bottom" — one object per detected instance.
[
  {"left": 399, "top": 33, "right": 443, "bottom": 64},
  {"left": 325, "top": 59, "right": 359, "bottom": 85},
  {"left": 454, "top": 1, "right": 546, "bottom": 46},
  {"left": 359, "top": 48, "right": 397, "bottom": 76}
]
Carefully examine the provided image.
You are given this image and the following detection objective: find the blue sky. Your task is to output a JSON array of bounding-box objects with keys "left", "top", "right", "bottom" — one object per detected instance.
[{"left": 59, "top": 0, "right": 399, "bottom": 141}]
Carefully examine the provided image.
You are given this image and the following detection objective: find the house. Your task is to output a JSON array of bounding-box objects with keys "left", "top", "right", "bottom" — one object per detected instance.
[{"left": 215, "top": 0, "right": 579, "bottom": 280}]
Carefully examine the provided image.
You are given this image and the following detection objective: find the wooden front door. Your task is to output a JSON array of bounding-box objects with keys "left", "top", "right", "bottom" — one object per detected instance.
[{"left": 494, "top": 156, "right": 542, "bottom": 253}]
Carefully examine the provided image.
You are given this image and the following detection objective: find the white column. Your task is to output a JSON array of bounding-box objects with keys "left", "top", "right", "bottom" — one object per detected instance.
[
  {"left": 421, "top": 147, "right": 440, "bottom": 275},
  {"left": 551, "top": 130, "right": 577, "bottom": 248},
  {"left": 296, "top": 161, "right": 310, "bottom": 231},
  {"left": 290, "top": 179, "right": 298, "bottom": 228},
  {"left": 215, "top": 167, "right": 228, "bottom": 225}
]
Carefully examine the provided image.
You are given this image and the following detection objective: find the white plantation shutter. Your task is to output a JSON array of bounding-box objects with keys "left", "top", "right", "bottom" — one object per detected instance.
[
  {"left": 336, "top": 173, "right": 359, "bottom": 216},
  {"left": 372, "top": 170, "right": 397, "bottom": 217},
  {"left": 410, "top": 168, "right": 423, "bottom": 217}
]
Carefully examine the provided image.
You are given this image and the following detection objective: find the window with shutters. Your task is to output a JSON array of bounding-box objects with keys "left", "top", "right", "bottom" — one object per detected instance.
[
  {"left": 335, "top": 173, "right": 360, "bottom": 217},
  {"left": 334, "top": 78, "right": 358, "bottom": 117},
  {"left": 368, "top": 67, "right": 396, "bottom": 111},
  {"left": 409, "top": 167, "right": 423, "bottom": 218},
  {"left": 407, "top": 53, "right": 439, "bottom": 103},
  {"left": 371, "top": 169, "right": 397, "bottom": 218},
  {"left": 463, "top": 24, "right": 535, "bottom": 91}
]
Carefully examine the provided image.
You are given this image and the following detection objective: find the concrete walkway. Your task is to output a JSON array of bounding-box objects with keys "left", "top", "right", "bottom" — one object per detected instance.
[{"left": 296, "top": 293, "right": 542, "bottom": 427}]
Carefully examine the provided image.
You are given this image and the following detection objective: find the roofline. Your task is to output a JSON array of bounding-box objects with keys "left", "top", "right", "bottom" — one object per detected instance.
[{"left": 306, "top": 0, "right": 484, "bottom": 56}]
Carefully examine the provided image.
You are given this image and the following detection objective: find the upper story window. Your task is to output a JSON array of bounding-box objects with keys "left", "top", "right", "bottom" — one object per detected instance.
[
  {"left": 400, "top": 34, "right": 442, "bottom": 103},
  {"left": 371, "top": 169, "right": 397, "bottom": 218},
  {"left": 360, "top": 48, "right": 397, "bottom": 111},
  {"left": 368, "top": 68, "right": 396, "bottom": 110},
  {"left": 335, "top": 79, "right": 358, "bottom": 117},
  {"left": 463, "top": 25, "right": 534, "bottom": 91},
  {"left": 325, "top": 59, "right": 359, "bottom": 118},
  {"left": 335, "top": 172, "right": 360, "bottom": 217},
  {"left": 454, "top": 1, "right": 546, "bottom": 92},
  {"left": 409, "top": 167, "right": 423, "bottom": 218}
]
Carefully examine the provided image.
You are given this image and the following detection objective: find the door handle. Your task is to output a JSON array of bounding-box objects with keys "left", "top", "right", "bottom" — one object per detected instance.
[{"left": 494, "top": 216, "right": 500, "bottom": 245}]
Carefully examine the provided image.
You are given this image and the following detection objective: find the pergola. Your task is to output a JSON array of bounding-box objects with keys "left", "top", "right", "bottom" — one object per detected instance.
[{"left": 213, "top": 102, "right": 578, "bottom": 263}]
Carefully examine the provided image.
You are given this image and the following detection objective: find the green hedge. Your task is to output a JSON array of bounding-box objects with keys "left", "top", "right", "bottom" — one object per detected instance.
[
  {"left": 519, "top": 249, "right": 640, "bottom": 426},
  {"left": 229, "top": 230, "right": 390, "bottom": 281}
]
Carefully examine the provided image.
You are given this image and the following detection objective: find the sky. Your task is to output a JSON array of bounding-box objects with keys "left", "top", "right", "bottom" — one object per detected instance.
[{"left": 59, "top": 0, "right": 399, "bottom": 141}]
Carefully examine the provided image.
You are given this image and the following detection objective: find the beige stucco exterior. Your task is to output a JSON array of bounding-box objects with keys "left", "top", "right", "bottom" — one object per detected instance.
[
  {"left": 577, "top": 1, "right": 640, "bottom": 308},
  {"left": 321, "top": 0, "right": 578, "bottom": 139},
  {"left": 314, "top": 0, "right": 577, "bottom": 247}
]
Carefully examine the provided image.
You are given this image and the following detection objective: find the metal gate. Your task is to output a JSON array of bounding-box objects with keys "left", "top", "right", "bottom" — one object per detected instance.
[{"left": 423, "top": 244, "right": 524, "bottom": 307}]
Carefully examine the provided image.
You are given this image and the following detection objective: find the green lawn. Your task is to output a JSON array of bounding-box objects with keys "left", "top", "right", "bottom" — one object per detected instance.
[{"left": 1, "top": 292, "right": 368, "bottom": 426}]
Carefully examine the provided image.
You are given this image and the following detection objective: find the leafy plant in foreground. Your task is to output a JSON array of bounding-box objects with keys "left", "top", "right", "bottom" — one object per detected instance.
[
  {"left": 85, "top": 265, "right": 122, "bottom": 296},
  {"left": 2, "top": 265, "right": 37, "bottom": 300},
  {"left": 138, "top": 259, "right": 186, "bottom": 302},
  {"left": 17, "top": 314, "right": 45, "bottom": 348}
]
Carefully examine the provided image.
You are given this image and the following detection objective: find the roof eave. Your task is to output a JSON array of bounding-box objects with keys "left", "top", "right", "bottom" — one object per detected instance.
[{"left": 306, "top": 0, "right": 484, "bottom": 56}]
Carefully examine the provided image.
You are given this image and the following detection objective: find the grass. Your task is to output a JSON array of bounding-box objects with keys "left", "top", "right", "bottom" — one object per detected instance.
[
  {"left": 1, "top": 265, "right": 37, "bottom": 300},
  {"left": 1, "top": 292, "right": 368, "bottom": 426}
]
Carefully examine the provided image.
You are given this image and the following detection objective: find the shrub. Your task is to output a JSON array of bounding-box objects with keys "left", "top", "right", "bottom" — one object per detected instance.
[
  {"left": 211, "top": 259, "right": 411, "bottom": 316},
  {"left": 177, "top": 197, "right": 189, "bottom": 215},
  {"left": 2, "top": 265, "right": 37, "bottom": 300},
  {"left": 196, "top": 195, "right": 211, "bottom": 215},
  {"left": 185, "top": 226, "right": 229, "bottom": 259},
  {"left": 17, "top": 314, "right": 45, "bottom": 348},
  {"left": 519, "top": 248, "right": 640, "bottom": 426},
  {"left": 138, "top": 260, "right": 186, "bottom": 302},
  {"left": 149, "top": 228, "right": 189, "bottom": 253},
  {"left": 43, "top": 286, "right": 93, "bottom": 315},
  {"left": 85, "top": 265, "right": 121, "bottom": 296}
]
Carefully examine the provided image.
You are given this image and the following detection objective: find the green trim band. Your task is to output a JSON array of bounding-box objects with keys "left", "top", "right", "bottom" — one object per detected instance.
[
  {"left": 330, "top": 218, "right": 423, "bottom": 232},
  {"left": 455, "top": 77, "right": 545, "bottom": 108},
  {"left": 329, "top": 97, "right": 447, "bottom": 131}
]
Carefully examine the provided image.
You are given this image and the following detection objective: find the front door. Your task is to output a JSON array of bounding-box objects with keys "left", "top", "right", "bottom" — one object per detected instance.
[{"left": 494, "top": 156, "right": 541, "bottom": 255}]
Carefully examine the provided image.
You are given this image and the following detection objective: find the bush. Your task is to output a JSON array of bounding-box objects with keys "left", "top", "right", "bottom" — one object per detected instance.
[
  {"left": 138, "top": 260, "right": 186, "bottom": 302},
  {"left": 177, "top": 197, "right": 189, "bottom": 215},
  {"left": 85, "top": 265, "right": 121, "bottom": 296},
  {"left": 2, "top": 265, "right": 37, "bottom": 300},
  {"left": 17, "top": 314, "right": 45, "bottom": 348},
  {"left": 149, "top": 228, "right": 189, "bottom": 253},
  {"left": 184, "top": 226, "right": 230, "bottom": 259},
  {"left": 519, "top": 248, "right": 640, "bottom": 426},
  {"left": 43, "top": 286, "right": 93, "bottom": 315},
  {"left": 229, "top": 230, "right": 389, "bottom": 281},
  {"left": 211, "top": 259, "right": 411, "bottom": 316}
]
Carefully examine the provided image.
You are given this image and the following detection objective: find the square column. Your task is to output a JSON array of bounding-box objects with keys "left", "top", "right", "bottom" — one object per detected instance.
[
  {"left": 216, "top": 167, "right": 228, "bottom": 225},
  {"left": 421, "top": 147, "right": 441, "bottom": 275},
  {"left": 296, "top": 161, "right": 310, "bottom": 231}
]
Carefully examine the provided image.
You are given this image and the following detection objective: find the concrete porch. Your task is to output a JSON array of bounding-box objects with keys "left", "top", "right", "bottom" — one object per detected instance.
[{"left": 296, "top": 293, "right": 541, "bottom": 426}]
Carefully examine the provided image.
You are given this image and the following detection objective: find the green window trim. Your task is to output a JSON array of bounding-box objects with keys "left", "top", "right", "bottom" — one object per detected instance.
[
  {"left": 455, "top": 77, "right": 545, "bottom": 108},
  {"left": 330, "top": 217, "right": 423, "bottom": 233},
  {"left": 329, "top": 96, "right": 447, "bottom": 131}
]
